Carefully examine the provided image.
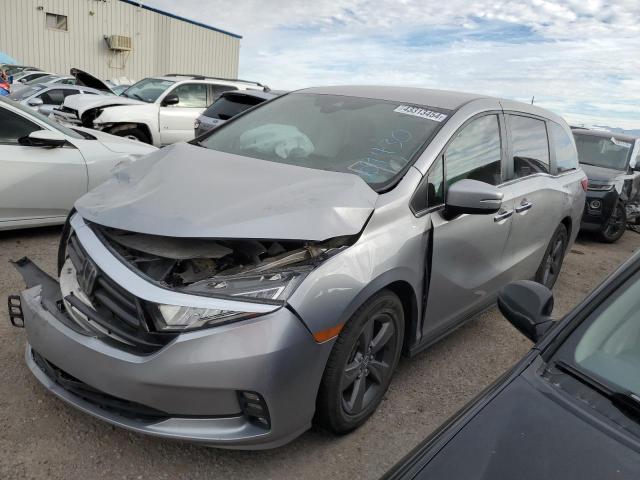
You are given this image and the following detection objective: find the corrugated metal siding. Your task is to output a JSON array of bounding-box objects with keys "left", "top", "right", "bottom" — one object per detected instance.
[{"left": 0, "top": 0, "right": 240, "bottom": 82}]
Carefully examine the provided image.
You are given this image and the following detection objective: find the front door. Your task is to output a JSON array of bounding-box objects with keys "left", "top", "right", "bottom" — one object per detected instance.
[
  {"left": 0, "top": 105, "right": 86, "bottom": 224},
  {"left": 158, "top": 82, "right": 208, "bottom": 145},
  {"left": 424, "top": 113, "right": 516, "bottom": 338}
]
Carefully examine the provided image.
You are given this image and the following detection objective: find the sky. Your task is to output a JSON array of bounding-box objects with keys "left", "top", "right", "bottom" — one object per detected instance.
[{"left": 145, "top": 0, "right": 640, "bottom": 130}]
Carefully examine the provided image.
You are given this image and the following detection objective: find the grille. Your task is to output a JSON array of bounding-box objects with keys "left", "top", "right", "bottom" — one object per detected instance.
[
  {"left": 65, "top": 234, "right": 175, "bottom": 354},
  {"left": 32, "top": 350, "right": 169, "bottom": 422}
]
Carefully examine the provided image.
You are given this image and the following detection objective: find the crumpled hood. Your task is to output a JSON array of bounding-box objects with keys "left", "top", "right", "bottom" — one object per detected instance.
[
  {"left": 581, "top": 164, "right": 625, "bottom": 183},
  {"left": 74, "top": 143, "right": 378, "bottom": 240},
  {"left": 63, "top": 94, "right": 146, "bottom": 117}
]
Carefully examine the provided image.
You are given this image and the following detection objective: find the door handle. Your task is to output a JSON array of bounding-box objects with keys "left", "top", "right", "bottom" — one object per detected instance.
[
  {"left": 494, "top": 209, "right": 513, "bottom": 222},
  {"left": 515, "top": 201, "right": 533, "bottom": 213}
]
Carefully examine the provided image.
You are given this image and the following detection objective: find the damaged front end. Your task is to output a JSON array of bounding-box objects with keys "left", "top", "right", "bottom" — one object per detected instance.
[{"left": 80, "top": 222, "right": 355, "bottom": 332}]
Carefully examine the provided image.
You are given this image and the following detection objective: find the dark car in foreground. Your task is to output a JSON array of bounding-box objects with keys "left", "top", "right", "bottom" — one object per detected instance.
[
  {"left": 573, "top": 128, "right": 640, "bottom": 242},
  {"left": 384, "top": 251, "right": 640, "bottom": 479},
  {"left": 194, "top": 90, "right": 284, "bottom": 137}
]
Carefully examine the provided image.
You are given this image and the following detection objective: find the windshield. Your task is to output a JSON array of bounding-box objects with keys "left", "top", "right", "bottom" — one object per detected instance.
[
  {"left": 121, "top": 78, "right": 175, "bottom": 103},
  {"left": 558, "top": 271, "right": 640, "bottom": 397},
  {"left": 0, "top": 97, "right": 84, "bottom": 139},
  {"left": 574, "top": 133, "right": 633, "bottom": 171},
  {"left": 203, "top": 94, "right": 264, "bottom": 120},
  {"left": 199, "top": 93, "right": 449, "bottom": 188},
  {"left": 8, "top": 84, "right": 46, "bottom": 100}
]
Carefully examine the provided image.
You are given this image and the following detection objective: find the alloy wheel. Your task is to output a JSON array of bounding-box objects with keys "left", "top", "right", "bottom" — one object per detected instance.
[
  {"left": 604, "top": 204, "right": 626, "bottom": 238},
  {"left": 542, "top": 235, "right": 565, "bottom": 288},
  {"left": 341, "top": 313, "right": 396, "bottom": 416}
]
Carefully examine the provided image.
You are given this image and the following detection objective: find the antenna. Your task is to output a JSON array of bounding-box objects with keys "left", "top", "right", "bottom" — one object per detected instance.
[{"left": 531, "top": 96, "right": 535, "bottom": 105}]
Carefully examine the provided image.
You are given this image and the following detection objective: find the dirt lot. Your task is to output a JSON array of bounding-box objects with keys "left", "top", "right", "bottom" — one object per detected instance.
[{"left": 1, "top": 226, "right": 638, "bottom": 480}]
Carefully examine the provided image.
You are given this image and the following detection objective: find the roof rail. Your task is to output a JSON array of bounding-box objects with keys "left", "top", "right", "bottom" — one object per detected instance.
[{"left": 164, "top": 74, "right": 268, "bottom": 89}]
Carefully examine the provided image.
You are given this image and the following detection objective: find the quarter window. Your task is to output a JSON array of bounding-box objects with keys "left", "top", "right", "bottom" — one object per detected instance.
[
  {"left": 444, "top": 115, "right": 502, "bottom": 187},
  {"left": 509, "top": 115, "right": 550, "bottom": 177},
  {"left": 169, "top": 83, "right": 208, "bottom": 108},
  {"left": 0, "top": 107, "right": 40, "bottom": 143},
  {"left": 549, "top": 123, "right": 578, "bottom": 173}
]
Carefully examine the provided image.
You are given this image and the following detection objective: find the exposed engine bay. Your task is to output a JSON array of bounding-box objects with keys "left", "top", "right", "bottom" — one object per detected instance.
[{"left": 92, "top": 224, "right": 353, "bottom": 294}]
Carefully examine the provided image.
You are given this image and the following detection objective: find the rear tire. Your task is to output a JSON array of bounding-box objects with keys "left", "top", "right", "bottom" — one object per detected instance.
[
  {"left": 598, "top": 201, "right": 626, "bottom": 243},
  {"left": 535, "top": 223, "right": 568, "bottom": 289},
  {"left": 316, "top": 290, "right": 404, "bottom": 434}
]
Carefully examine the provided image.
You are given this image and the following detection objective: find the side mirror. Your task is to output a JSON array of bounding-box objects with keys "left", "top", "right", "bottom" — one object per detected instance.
[
  {"left": 445, "top": 179, "right": 503, "bottom": 217},
  {"left": 27, "top": 97, "right": 44, "bottom": 107},
  {"left": 498, "top": 280, "right": 556, "bottom": 343},
  {"left": 19, "top": 130, "right": 67, "bottom": 148},
  {"left": 162, "top": 94, "right": 179, "bottom": 106}
]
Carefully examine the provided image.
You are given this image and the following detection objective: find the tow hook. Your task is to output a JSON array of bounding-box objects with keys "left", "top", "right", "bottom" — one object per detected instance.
[{"left": 7, "top": 295, "right": 24, "bottom": 328}]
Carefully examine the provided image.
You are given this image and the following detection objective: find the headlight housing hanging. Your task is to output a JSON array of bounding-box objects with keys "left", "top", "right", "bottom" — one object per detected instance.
[{"left": 154, "top": 268, "right": 311, "bottom": 331}]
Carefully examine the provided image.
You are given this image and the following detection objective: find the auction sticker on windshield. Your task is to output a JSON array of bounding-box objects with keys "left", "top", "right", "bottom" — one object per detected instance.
[{"left": 394, "top": 105, "right": 448, "bottom": 122}]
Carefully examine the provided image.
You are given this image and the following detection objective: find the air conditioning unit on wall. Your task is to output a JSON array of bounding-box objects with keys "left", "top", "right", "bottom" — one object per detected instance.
[{"left": 107, "top": 35, "right": 132, "bottom": 51}]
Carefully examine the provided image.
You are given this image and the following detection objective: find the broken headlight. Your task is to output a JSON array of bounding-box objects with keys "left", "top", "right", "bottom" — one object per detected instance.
[{"left": 154, "top": 269, "right": 310, "bottom": 331}]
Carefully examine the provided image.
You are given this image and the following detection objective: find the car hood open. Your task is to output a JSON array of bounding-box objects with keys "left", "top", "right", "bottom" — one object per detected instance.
[
  {"left": 74, "top": 143, "right": 378, "bottom": 240},
  {"left": 70, "top": 68, "right": 113, "bottom": 93}
]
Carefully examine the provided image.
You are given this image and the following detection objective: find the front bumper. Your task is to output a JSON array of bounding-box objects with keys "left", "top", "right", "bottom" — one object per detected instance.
[
  {"left": 580, "top": 189, "right": 619, "bottom": 232},
  {"left": 52, "top": 109, "right": 81, "bottom": 126},
  {"left": 16, "top": 263, "right": 333, "bottom": 449}
]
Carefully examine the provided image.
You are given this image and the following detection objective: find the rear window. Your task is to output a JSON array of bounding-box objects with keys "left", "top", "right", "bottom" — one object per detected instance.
[
  {"left": 203, "top": 94, "right": 265, "bottom": 120},
  {"left": 549, "top": 123, "right": 579, "bottom": 173}
]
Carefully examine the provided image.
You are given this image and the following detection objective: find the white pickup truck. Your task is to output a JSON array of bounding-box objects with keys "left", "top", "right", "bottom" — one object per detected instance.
[{"left": 53, "top": 74, "right": 268, "bottom": 146}]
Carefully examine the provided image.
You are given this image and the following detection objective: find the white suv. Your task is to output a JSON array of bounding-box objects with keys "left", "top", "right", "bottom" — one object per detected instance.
[{"left": 52, "top": 75, "right": 268, "bottom": 146}]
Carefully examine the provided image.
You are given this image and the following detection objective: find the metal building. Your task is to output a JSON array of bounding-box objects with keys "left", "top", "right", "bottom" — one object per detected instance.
[{"left": 0, "top": 0, "right": 241, "bottom": 82}]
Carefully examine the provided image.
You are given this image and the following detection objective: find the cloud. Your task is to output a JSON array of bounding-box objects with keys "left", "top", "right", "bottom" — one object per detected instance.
[{"left": 145, "top": 0, "right": 640, "bottom": 129}]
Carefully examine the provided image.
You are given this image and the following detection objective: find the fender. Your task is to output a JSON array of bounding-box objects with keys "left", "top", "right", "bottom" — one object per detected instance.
[{"left": 93, "top": 104, "right": 161, "bottom": 146}]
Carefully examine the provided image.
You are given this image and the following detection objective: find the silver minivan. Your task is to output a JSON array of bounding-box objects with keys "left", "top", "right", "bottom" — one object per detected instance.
[{"left": 12, "top": 86, "right": 586, "bottom": 449}]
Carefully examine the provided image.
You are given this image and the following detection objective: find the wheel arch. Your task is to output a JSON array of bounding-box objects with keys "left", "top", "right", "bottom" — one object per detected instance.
[
  {"left": 560, "top": 215, "right": 572, "bottom": 239},
  {"left": 329, "top": 270, "right": 420, "bottom": 356},
  {"left": 106, "top": 123, "right": 153, "bottom": 145}
]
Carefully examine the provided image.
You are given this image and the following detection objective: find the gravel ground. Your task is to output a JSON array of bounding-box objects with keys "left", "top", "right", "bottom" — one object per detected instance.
[{"left": 1, "top": 226, "right": 639, "bottom": 480}]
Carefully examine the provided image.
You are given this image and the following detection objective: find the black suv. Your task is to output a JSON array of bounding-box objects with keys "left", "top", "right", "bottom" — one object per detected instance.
[{"left": 573, "top": 128, "right": 640, "bottom": 242}]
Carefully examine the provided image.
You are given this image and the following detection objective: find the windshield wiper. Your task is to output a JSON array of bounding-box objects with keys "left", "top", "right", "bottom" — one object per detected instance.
[{"left": 555, "top": 360, "right": 640, "bottom": 418}]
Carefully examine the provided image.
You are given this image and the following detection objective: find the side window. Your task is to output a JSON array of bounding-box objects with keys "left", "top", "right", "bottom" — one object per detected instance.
[
  {"left": 427, "top": 156, "right": 445, "bottom": 208},
  {"left": 549, "top": 122, "right": 578, "bottom": 173},
  {"left": 38, "top": 89, "right": 67, "bottom": 105},
  {"left": 0, "top": 107, "right": 41, "bottom": 143},
  {"left": 169, "top": 83, "right": 208, "bottom": 108},
  {"left": 445, "top": 114, "right": 502, "bottom": 187},
  {"left": 509, "top": 115, "right": 550, "bottom": 177},
  {"left": 207, "top": 84, "right": 237, "bottom": 104}
]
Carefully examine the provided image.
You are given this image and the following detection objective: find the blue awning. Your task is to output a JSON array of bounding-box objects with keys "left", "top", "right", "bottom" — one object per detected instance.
[{"left": 0, "top": 52, "right": 18, "bottom": 64}]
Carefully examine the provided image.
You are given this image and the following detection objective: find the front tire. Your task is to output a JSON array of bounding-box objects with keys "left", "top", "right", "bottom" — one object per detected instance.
[
  {"left": 598, "top": 201, "right": 626, "bottom": 243},
  {"left": 316, "top": 290, "right": 404, "bottom": 434},
  {"left": 535, "top": 223, "right": 568, "bottom": 289}
]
